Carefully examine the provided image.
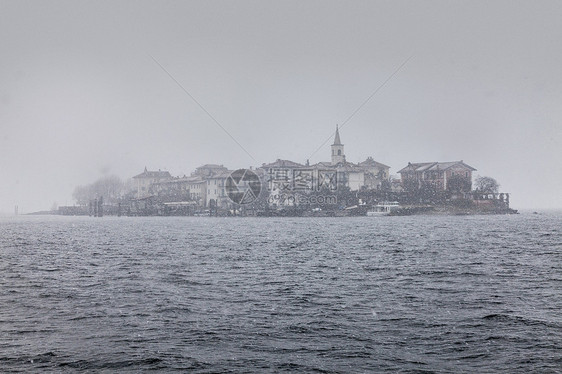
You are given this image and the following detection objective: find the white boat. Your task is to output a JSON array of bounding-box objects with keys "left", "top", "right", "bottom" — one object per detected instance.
[{"left": 366, "top": 201, "right": 400, "bottom": 216}]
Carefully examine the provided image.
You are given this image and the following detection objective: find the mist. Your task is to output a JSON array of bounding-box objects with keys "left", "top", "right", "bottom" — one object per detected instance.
[{"left": 1, "top": 0, "right": 561, "bottom": 213}]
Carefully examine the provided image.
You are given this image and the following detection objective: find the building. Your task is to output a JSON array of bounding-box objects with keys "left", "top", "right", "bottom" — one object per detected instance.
[
  {"left": 128, "top": 127, "right": 391, "bottom": 211},
  {"left": 398, "top": 161, "right": 476, "bottom": 192},
  {"left": 329, "top": 127, "right": 390, "bottom": 190},
  {"left": 185, "top": 177, "right": 208, "bottom": 205},
  {"left": 331, "top": 125, "right": 345, "bottom": 164},
  {"left": 205, "top": 170, "right": 233, "bottom": 208},
  {"left": 131, "top": 164, "right": 235, "bottom": 209},
  {"left": 333, "top": 162, "right": 365, "bottom": 191},
  {"left": 358, "top": 157, "right": 391, "bottom": 189},
  {"left": 132, "top": 167, "right": 172, "bottom": 198},
  {"left": 261, "top": 127, "right": 391, "bottom": 194},
  {"left": 151, "top": 176, "right": 207, "bottom": 205},
  {"left": 151, "top": 177, "right": 191, "bottom": 202},
  {"left": 259, "top": 159, "right": 306, "bottom": 207},
  {"left": 193, "top": 164, "right": 229, "bottom": 178},
  {"left": 324, "top": 126, "right": 390, "bottom": 191}
]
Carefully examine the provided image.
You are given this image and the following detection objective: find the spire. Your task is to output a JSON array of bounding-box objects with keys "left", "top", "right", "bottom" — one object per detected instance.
[
  {"left": 331, "top": 125, "right": 345, "bottom": 165},
  {"left": 333, "top": 125, "right": 342, "bottom": 145}
]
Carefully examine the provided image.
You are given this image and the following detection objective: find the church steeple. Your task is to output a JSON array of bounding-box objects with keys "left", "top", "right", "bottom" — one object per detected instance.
[
  {"left": 333, "top": 125, "right": 342, "bottom": 145},
  {"left": 331, "top": 125, "right": 345, "bottom": 165}
]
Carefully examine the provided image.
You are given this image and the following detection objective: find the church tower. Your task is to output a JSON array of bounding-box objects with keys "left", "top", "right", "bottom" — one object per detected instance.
[{"left": 331, "top": 125, "right": 345, "bottom": 165}]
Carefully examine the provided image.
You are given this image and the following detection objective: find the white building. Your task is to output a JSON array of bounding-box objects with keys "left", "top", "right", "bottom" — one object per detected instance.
[
  {"left": 205, "top": 170, "right": 233, "bottom": 208},
  {"left": 260, "top": 126, "right": 390, "bottom": 194},
  {"left": 132, "top": 167, "right": 172, "bottom": 198}
]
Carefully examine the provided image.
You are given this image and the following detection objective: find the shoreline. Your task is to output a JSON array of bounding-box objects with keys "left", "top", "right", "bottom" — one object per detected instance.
[{"left": 25, "top": 205, "right": 519, "bottom": 217}]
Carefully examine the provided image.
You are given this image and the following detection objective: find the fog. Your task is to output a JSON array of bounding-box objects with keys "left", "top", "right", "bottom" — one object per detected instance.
[{"left": 1, "top": 0, "right": 560, "bottom": 213}]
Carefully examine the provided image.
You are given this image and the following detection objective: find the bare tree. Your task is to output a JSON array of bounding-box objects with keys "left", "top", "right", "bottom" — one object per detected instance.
[
  {"left": 73, "top": 175, "right": 125, "bottom": 205},
  {"left": 474, "top": 176, "right": 500, "bottom": 193},
  {"left": 72, "top": 185, "right": 91, "bottom": 206}
]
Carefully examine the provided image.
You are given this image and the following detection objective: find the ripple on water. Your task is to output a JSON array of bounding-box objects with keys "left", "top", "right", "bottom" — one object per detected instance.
[{"left": 0, "top": 214, "right": 560, "bottom": 373}]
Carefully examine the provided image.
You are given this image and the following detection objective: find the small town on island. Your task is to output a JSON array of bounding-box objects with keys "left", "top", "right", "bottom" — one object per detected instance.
[{"left": 57, "top": 126, "right": 516, "bottom": 217}]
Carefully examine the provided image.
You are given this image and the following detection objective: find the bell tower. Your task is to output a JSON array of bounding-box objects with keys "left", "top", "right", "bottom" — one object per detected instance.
[{"left": 331, "top": 125, "right": 345, "bottom": 165}]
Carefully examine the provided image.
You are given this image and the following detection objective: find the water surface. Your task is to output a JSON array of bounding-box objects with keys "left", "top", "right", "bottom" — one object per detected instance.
[{"left": 1, "top": 213, "right": 560, "bottom": 372}]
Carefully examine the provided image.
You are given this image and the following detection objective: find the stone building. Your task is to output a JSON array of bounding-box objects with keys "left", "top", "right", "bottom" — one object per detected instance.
[
  {"left": 151, "top": 176, "right": 207, "bottom": 205},
  {"left": 398, "top": 161, "right": 476, "bottom": 192},
  {"left": 132, "top": 167, "right": 172, "bottom": 198},
  {"left": 261, "top": 126, "right": 390, "bottom": 194},
  {"left": 204, "top": 170, "right": 233, "bottom": 208}
]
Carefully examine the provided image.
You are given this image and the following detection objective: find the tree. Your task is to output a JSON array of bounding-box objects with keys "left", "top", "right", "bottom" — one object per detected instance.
[
  {"left": 72, "top": 185, "right": 92, "bottom": 206},
  {"left": 72, "top": 175, "right": 125, "bottom": 205},
  {"left": 418, "top": 181, "right": 440, "bottom": 203},
  {"left": 93, "top": 175, "right": 124, "bottom": 203},
  {"left": 474, "top": 176, "right": 500, "bottom": 193},
  {"left": 447, "top": 174, "right": 472, "bottom": 193},
  {"left": 402, "top": 178, "right": 419, "bottom": 193}
]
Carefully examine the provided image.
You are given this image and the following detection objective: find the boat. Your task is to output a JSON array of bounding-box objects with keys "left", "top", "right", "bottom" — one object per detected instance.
[{"left": 366, "top": 201, "right": 400, "bottom": 216}]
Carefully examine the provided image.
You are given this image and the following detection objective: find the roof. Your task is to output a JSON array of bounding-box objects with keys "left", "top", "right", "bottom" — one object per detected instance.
[
  {"left": 206, "top": 170, "right": 233, "bottom": 179},
  {"left": 311, "top": 158, "right": 389, "bottom": 172},
  {"left": 155, "top": 176, "right": 206, "bottom": 185},
  {"left": 196, "top": 164, "right": 227, "bottom": 170},
  {"left": 132, "top": 167, "right": 172, "bottom": 179},
  {"left": 310, "top": 161, "right": 334, "bottom": 168},
  {"left": 260, "top": 159, "right": 304, "bottom": 169},
  {"left": 398, "top": 161, "right": 476, "bottom": 174},
  {"left": 358, "top": 157, "right": 390, "bottom": 169},
  {"left": 332, "top": 125, "right": 342, "bottom": 145},
  {"left": 192, "top": 164, "right": 230, "bottom": 178},
  {"left": 335, "top": 162, "right": 363, "bottom": 172},
  {"left": 397, "top": 162, "right": 435, "bottom": 173},
  {"left": 163, "top": 201, "right": 197, "bottom": 206},
  {"left": 309, "top": 160, "right": 361, "bottom": 171}
]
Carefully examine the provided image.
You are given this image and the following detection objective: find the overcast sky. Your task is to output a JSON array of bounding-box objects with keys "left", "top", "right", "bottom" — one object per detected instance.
[{"left": 1, "top": 0, "right": 561, "bottom": 212}]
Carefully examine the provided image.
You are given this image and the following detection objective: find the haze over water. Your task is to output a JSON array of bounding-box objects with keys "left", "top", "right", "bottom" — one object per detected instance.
[
  {"left": 2, "top": 1, "right": 562, "bottom": 212},
  {"left": 1, "top": 212, "right": 560, "bottom": 373}
]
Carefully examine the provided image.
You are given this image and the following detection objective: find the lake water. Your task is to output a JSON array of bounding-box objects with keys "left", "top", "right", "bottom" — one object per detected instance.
[{"left": 0, "top": 212, "right": 560, "bottom": 373}]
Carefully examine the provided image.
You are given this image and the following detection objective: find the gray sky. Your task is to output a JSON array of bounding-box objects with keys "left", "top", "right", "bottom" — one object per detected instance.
[{"left": 1, "top": 0, "right": 561, "bottom": 212}]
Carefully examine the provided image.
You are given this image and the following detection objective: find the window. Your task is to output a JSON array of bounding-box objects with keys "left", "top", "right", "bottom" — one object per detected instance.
[{"left": 338, "top": 150, "right": 341, "bottom": 156}]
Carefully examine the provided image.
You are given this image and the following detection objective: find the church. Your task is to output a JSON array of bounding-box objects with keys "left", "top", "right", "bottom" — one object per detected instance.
[
  {"left": 260, "top": 126, "right": 391, "bottom": 192},
  {"left": 132, "top": 126, "right": 392, "bottom": 211}
]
